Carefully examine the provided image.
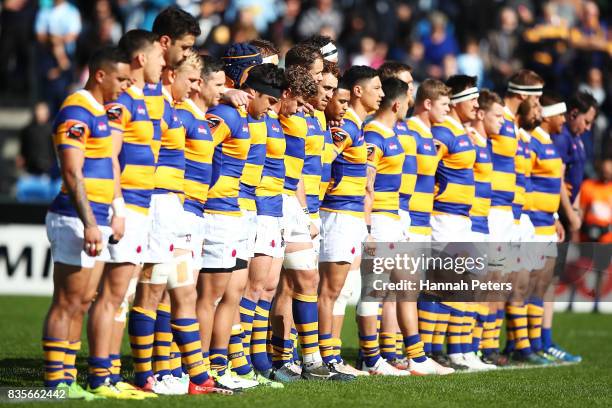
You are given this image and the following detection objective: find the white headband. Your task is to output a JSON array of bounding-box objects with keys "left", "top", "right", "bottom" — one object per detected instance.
[
  {"left": 451, "top": 87, "right": 479, "bottom": 104},
  {"left": 320, "top": 42, "right": 338, "bottom": 62},
  {"left": 507, "top": 82, "right": 543, "bottom": 96},
  {"left": 541, "top": 102, "right": 567, "bottom": 118}
]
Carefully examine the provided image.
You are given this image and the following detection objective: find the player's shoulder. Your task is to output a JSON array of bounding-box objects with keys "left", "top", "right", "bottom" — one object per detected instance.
[
  {"left": 208, "top": 103, "right": 241, "bottom": 123},
  {"left": 57, "top": 90, "right": 103, "bottom": 124}
]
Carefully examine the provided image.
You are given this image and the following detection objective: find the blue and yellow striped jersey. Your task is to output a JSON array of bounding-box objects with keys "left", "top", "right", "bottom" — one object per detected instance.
[
  {"left": 239, "top": 115, "right": 267, "bottom": 211},
  {"left": 468, "top": 129, "right": 492, "bottom": 234},
  {"left": 488, "top": 106, "right": 517, "bottom": 210},
  {"left": 49, "top": 90, "right": 114, "bottom": 226},
  {"left": 513, "top": 132, "right": 528, "bottom": 221},
  {"left": 519, "top": 128, "right": 534, "bottom": 214},
  {"left": 364, "top": 120, "right": 405, "bottom": 219},
  {"left": 528, "top": 126, "right": 562, "bottom": 234},
  {"left": 256, "top": 112, "right": 286, "bottom": 217},
  {"left": 431, "top": 116, "right": 476, "bottom": 217},
  {"left": 407, "top": 116, "right": 440, "bottom": 235},
  {"left": 320, "top": 108, "right": 367, "bottom": 217},
  {"left": 395, "top": 120, "right": 417, "bottom": 212},
  {"left": 317, "top": 111, "right": 334, "bottom": 204},
  {"left": 106, "top": 85, "right": 155, "bottom": 215},
  {"left": 303, "top": 112, "right": 325, "bottom": 216},
  {"left": 281, "top": 112, "right": 308, "bottom": 195},
  {"left": 143, "top": 82, "right": 164, "bottom": 162},
  {"left": 154, "top": 88, "right": 185, "bottom": 196},
  {"left": 176, "top": 98, "right": 214, "bottom": 217},
  {"left": 204, "top": 104, "right": 251, "bottom": 216}
]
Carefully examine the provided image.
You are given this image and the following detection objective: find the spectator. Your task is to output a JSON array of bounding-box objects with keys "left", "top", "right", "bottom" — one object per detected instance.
[
  {"left": 579, "top": 156, "right": 612, "bottom": 243},
  {"left": 457, "top": 37, "right": 484, "bottom": 87},
  {"left": 0, "top": 0, "right": 37, "bottom": 97},
  {"left": 15, "top": 101, "right": 60, "bottom": 202},
  {"left": 296, "top": 0, "right": 344, "bottom": 41},
  {"left": 195, "top": 0, "right": 223, "bottom": 47},
  {"left": 421, "top": 11, "right": 459, "bottom": 79},
  {"left": 225, "top": 0, "right": 281, "bottom": 34},
  {"left": 486, "top": 7, "right": 523, "bottom": 91},
  {"left": 570, "top": 0, "right": 611, "bottom": 78},
  {"left": 352, "top": 36, "right": 376, "bottom": 67},
  {"left": 35, "top": 0, "right": 83, "bottom": 113},
  {"left": 404, "top": 41, "right": 427, "bottom": 82}
]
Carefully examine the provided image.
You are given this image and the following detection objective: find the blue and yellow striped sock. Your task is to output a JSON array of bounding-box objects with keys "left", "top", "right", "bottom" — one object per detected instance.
[
  {"left": 251, "top": 299, "right": 272, "bottom": 372},
  {"left": 380, "top": 332, "right": 397, "bottom": 361},
  {"left": 229, "top": 324, "right": 252, "bottom": 375},
  {"left": 493, "top": 309, "right": 505, "bottom": 352},
  {"left": 152, "top": 304, "right": 172, "bottom": 378},
  {"left": 319, "top": 333, "right": 335, "bottom": 364},
  {"left": 171, "top": 318, "right": 209, "bottom": 384},
  {"left": 292, "top": 293, "right": 320, "bottom": 360},
  {"left": 359, "top": 333, "right": 381, "bottom": 368},
  {"left": 472, "top": 305, "right": 488, "bottom": 353},
  {"left": 42, "top": 337, "right": 68, "bottom": 387},
  {"left": 404, "top": 334, "right": 427, "bottom": 363},
  {"left": 376, "top": 303, "right": 383, "bottom": 334},
  {"left": 481, "top": 311, "right": 497, "bottom": 355},
  {"left": 210, "top": 348, "right": 228, "bottom": 376},
  {"left": 527, "top": 298, "right": 544, "bottom": 352},
  {"left": 239, "top": 298, "right": 257, "bottom": 366},
  {"left": 332, "top": 338, "right": 343, "bottom": 363},
  {"left": 128, "top": 306, "right": 156, "bottom": 387},
  {"left": 446, "top": 303, "right": 464, "bottom": 355},
  {"left": 63, "top": 341, "right": 80, "bottom": 385},
  {"left": 432, "top": 302, "right": 450, "bottom": 354},
  {"left": 417, "top": 300, "right": 437, "bottom": 354},
  {"left": 290, "top": 327, "right": 299, "bottom": 362},
  {"left": 271, "top": 335, "right": 293, "bottom": 368},
  {"left": 109, "top": 354, "right": 122, "bottom": 384},
  {"left": 169, "top": 341, "right": 183, "bottom": 378},
  {"left": 87, "top": 357, "right": 111, "bottom": 389},
  {"left": 507, "top": 304, "right": 531, "bottom": 355},
  {"left": 461, "top": 303, "right": 476, "bottom": 354},
  {"left": 542, "top": 327, "right": 553, "bottom": 350},
  {"left": 395, "top": 332, "right": 404, "bottom": 358}
]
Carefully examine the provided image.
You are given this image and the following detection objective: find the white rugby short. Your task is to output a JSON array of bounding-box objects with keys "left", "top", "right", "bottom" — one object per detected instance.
[
  {"left": 282, "top": 194, "right": 311, "bottom": 244},
  {"left": 201, "top": 212, "right": 248, "bottom": 269},
  {"left": 371, "top": 213, "right": 405, "bottom": 242},
  {"left": 311, "top": 215, "right": 322, "bottom": 255},
  {"left": 488, "top": 208, "right": 515, "bottom": 242},
  {"left": 174, "top": 211, "right": 206, "bottom": 270},
  {"left": 253, "top": 215, "right": 285, "bottom": 258},
  {"left": 319, "top": 210, "right": 367, "bottom": 263},
  {"left": 241, "top": 209, "right": 258, "bottom": 259},
  {"left": 431, "top": 214, "right": 472, "bottom": 242},
  {"left": 399, "top": 209, "right": 411, "bottom": 238},
  {"left": 145, "top": 194, "right": 186, "bottom": 264},
  {"left": 46, "top": 212, "right": 111, "bottom": 268},
  {"left": 107, "top": 208, "right": 150, "bottom": 265}
]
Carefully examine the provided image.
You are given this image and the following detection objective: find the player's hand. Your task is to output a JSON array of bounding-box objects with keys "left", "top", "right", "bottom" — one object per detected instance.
[
  {"left": 328, "top": 119, "right": 343, "bottom": 128},
  {"left": 109, "top": 215, "right": 125, "bottom": 244},
  {"left": 555, "top": 220, "right": 566, "bottom": 242},
  {"left": 301, "top": 102, "right": 315, "bottom": 115},
  {"left": 309, "top": 221, "right": 320, "bottom": 239},
  {"left": 224, "top": 89, "right": 252, "bottom": 108},
  {"left": 84, "top": 225, "right": 103, "bottom": 257},
  {"left": 365, "top": 234, "right": 376, "bottom": 257}
]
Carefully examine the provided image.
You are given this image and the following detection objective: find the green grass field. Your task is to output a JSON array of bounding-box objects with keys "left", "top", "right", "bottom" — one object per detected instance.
[{"left": 1, "top": 296, "right": 611, "bottom": 407}]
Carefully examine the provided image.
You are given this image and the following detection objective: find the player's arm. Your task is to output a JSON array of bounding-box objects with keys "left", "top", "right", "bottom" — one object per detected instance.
[
  {"left": 364, "top": 165, "right": 376, "bottom": 228},
  {"left": 106, "top": 103, "right": 128, "bottom": 242},
  {"left": 221, "top": 88, "right": 253, "bottom": 108},
  {"left": 58, "top": 147, "right": 102, "bottom": 256},
  {"left": 559, "top": 163, "right": 581, "bottom": 232}
]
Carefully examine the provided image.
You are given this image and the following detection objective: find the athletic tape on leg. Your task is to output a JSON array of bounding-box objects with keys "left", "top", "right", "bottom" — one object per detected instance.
[
  {"left": 283, "top": 248, "right": 317, "bottom": 270},
  {"left": 167, "top": 253, "right": 195, "bottom": 290}
]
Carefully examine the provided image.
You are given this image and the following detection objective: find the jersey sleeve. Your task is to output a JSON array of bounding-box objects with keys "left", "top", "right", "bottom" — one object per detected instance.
[
  {"left": 552, "top": 132, "right": 571, "bottom": 164},
  {"left": 105, "top": 94, "right": 131, "bottom": 132},
  {"left": 364, "top": 131, "right": 385, "bottom": 169},
  {"left": 431, "top": 125, "right": 453, "bottom": 158},
  {"left": 53, "top": 105, "right": 92, "bottom": 151}
]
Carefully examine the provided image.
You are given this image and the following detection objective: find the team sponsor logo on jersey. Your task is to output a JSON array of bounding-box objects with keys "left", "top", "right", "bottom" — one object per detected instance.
[
  {"left": 97, "top": 122, "right": 108, "bottom": 132},
  {"left": 197, "top": 125, "right": 208, "bottom": 134},
  {"left": 479, "top": 151, "right": 488, "bottom": 159},
  {"left": 423, "top": 143, "right": 433, "bottom": 151},
  {"left": 137, "top": 105, "right": 146, "bottom": 115},
  {"left": 66, "top": 122, "right": 86, "bottom": 141},
  {"left": 106, "top": 104, "right": 122, "bottom": 122},
  {"left": 389, "top": 142, "right": 399, "bottom": 150},
  {"left": 458, "top": 140, "right": 470, "bottom": 147},
  {"left": 506, "top": 125, "right": 514, "bottom": 133},
  {"left": 366, "top": 143, "right": 376, "bottom": 159},
  {"left": 205, "top": 114, "right": 222, "bottom": 130},
  {"left": 545, "top": 148, "right": 555, "bottom": 155},
  {"left": 396, "top": 123, "right": 407, "bottom": 131},
  {"left": 331, "top": 127, "right": 348, "bottom": 144},
  {"left": 271, "top": 123, "right": 281, "bottom": 133}
]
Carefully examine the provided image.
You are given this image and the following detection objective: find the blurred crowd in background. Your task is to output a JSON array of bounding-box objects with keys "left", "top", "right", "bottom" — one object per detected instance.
[{"left": 0, "top": 0, "right": 610, "bottom": 239}]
